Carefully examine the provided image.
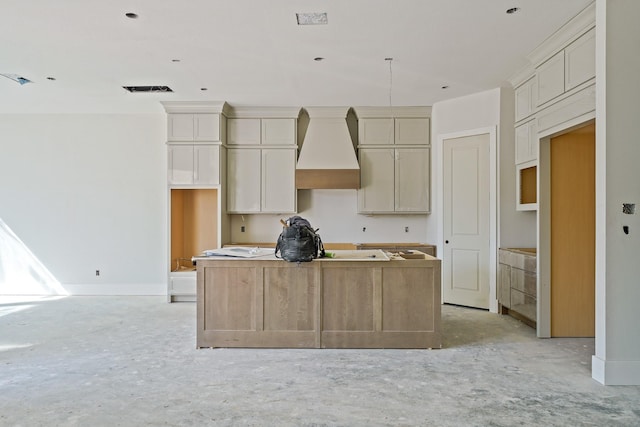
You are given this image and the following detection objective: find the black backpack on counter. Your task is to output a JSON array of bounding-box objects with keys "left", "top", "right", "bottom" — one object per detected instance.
[{"left": 275, "top": 216, "right": 325, "bottom": 262}]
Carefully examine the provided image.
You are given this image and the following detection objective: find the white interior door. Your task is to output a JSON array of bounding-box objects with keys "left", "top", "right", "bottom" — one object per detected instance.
[{"left": 443, "top": 133, "right": 490, "bottom": 309}]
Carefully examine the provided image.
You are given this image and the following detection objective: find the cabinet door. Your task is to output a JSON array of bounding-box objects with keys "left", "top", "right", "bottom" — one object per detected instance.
[
  {"left": 515, "top": 78, "right": 537, "bottom": 122},
  {"left": 395, "top": 118, "right": 430, "bottom": 145},
  {"left": 262, "top": 119, "right": 296, "bottom": 145},
  {"left": 565, "top": 28, "right": 595, "bottom": 91},
  {"left": 261, "top": 149, "right": 296, "bottom": 213},
  {"left": 168, "top": 145, "right": 194, "bottom": 184},
  {"left": 228, "top": 119, "right": 261, "bottom": 145},
  {"left": 358, "top": 148, "right": 395, "bottom": 213},
  {"left": 516, "top": 120, "right": 538, "bottom": 165},
  {"left": 194, "top": 114, "right": 220, "bottom": 142},
  {"left": 359, "top": 119, "right": 394, "bottom": 145},
  {"left": 168, "top": 114, "right": 195, "bottom": 141},
  {"left": 194, "top": 145, "right": 220, "bottom": 185},
  {"left": 227, "top": 149, "right": 261, "bottom": 212},
  {"left": 395, "top": 148, "right": 429, "bottom": 212},
  {"left": 536, "top": 50, "right": 565, "bottom": 106}
]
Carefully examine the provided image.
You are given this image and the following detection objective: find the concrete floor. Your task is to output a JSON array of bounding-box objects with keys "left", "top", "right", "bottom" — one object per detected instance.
[{"left": 1, "top": 296, "right": 639, "bottom": 427}]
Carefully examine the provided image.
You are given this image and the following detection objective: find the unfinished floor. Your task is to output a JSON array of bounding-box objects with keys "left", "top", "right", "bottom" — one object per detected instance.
[{"left": 1, "top": 296, "right": 638, "bottom": 427}]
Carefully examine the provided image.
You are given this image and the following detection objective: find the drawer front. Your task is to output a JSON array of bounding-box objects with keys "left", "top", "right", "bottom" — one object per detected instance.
[
  {"left": 170, "top": 276, "right": 196, "bottom": 294},
  {"left": 510, "top": 252, "right": 537, "bottom": 273},
  {"left": 510, "top": 288, "right": 536, "bottom": 322},
  {"left": 498, "top": 249, "right": 512, "bottom": 265},
  {"left": 498, "top": 263, "right": 511, "bottom": 308},
  {"left": 510, "top": 268, "right": 536, "bottom": 296}
]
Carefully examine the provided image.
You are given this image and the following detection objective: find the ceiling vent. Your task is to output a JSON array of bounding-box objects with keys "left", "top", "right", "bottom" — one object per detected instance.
[{"left": 122, "top": 86, "right": 173, "bottom": 93}]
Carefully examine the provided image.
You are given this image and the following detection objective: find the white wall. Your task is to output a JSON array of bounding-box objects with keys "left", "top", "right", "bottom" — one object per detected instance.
[
  {"left": 0, "top": 114, "right": 166, "bottom": 295},
  {"left": 592, "top": 0, "right": 640, "bottom": 385},
  {"left": 431, "top": 87, "right": 536, "bottom": 252},
  {"left": 229, "top": 190, "right": 430, "bottom": 244}
]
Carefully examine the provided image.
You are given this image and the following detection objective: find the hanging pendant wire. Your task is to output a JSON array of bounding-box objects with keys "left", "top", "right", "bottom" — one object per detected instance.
[{"left": 386, "top": 57, "right": 394, "bottom": 144}]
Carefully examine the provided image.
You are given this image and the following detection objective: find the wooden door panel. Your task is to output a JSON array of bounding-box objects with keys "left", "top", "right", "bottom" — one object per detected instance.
[{"left": 550, "top": 123, "right": 595, "bottom": 337}]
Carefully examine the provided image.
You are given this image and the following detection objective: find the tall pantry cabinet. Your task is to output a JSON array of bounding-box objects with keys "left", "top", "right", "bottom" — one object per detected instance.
[{"left": 162, "top": 101, "right": 230, "bottom": 302}]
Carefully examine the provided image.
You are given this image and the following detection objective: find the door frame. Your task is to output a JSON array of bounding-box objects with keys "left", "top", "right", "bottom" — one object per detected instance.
[{"left": 437, "top": 127, "right": 498, "bottom": 313}]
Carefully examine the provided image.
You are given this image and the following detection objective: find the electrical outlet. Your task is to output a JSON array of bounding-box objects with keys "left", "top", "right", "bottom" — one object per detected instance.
[
  {"left": 241, "top": 226, "right": 246, "bottom": 232},
  {"left": 362, "top": 227, "right": 366, "bottom": 232},
  {"left": 95, "top": 270, "right": 100, "bottom": 276},
  {"left": 405, "top": 226, "right": 409, "bottom": 233}
]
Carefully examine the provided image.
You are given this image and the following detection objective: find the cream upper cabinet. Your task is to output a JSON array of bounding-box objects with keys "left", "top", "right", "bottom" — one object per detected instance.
[
  {"left": 168, "top": 113, "right": 221, "bottom": 142},
  {"left": 535, "top": 27, "right": 595, "bottom": 107},
  {"left": 355, "top": 108, "right": 431, "bottom": 215},
  {"left": 261, "top": 149, "right": 296, "bottom": 213},
  {"left": 358, "top": 148, "right": 430, "bottom": 214},
  {"left": 359, "top": 118, "right": 394, "bottom": 145},
  {"left": 227, "top": 148, "right": 296, "bottom": 214},
  {"left": 168, "top": 144, "right": 220, "bottom": 186},
  {"left": 395, "top": 118, "right": 430, "bottom": 145},
  {"left": 358, "top": 148, "right": 396, "bottom": 212},
  {"left": 515, "top": 120, "right": 538, "bottom": 164},
  {"left": 515, "top": 78, "right": 537, "bottom": 122},
  {"left": 227, "top": 148, "right": 261, "bottom": 212},
  {"left": 565, "top": 28, "right": 596, "bottom": 92},
  {"left": 227, "top": 118, "right": 261, "bottom": 145},
  {"left": 225, "top": 108, "right": 300, "bottom": 214},
  {"left": 228, "top": 117, "right": 297, "bottom": 146},
  {"left": 395, "top": 148, "right": 430, "bottom": 212},
  {"left": 262, "top": 119, "right": 296, "bottom": 145},
  {"left": 359, "top": 118, "right": 430, "bottom": 146},
  {"left": 536, "top": 50, "right": 565, "bottom": 106}
]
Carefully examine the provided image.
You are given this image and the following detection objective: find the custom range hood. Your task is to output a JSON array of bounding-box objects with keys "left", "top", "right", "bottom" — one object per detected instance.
[{"left": 296, "top": 107, "right": 360, "bottom": 189}]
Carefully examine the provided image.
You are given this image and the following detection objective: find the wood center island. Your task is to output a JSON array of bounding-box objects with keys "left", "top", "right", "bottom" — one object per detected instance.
[{"left": 195, "top": 250, "right": 441, "bottom": 349}]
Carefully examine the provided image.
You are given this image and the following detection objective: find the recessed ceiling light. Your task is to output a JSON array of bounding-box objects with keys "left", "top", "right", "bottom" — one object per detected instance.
[
  {"left": 296, "top": 12, "right": 328, "bottom": 25},
  {"left": 314, "top": 57, "right": 324, "bottom": 61},
  {"left": 171, "top": 59, "right": 180, "bottom": 63},
  {"left": 441, "top": 85, "right": 449, "bottom": 89},
  {"left": 125, "top": 12, "right": 139, "bottom": 19},
  {"left": 46, "top": 77, "right": 56, "bottom": 81},
  {"left": 506, "top": 7, "right": 520, "bottom": 14},
  {"left": 200, "top": 88, "right": 208, "bottom": 91}
]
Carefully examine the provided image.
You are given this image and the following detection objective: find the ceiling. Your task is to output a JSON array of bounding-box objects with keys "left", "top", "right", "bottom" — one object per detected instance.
[{"left": 0, "top": 0, "right": 593, "bottom": 114}]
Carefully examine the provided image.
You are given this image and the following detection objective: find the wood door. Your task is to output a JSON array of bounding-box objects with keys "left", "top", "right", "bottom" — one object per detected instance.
[
  {"left": 550, "top": 123, "right": 595, "bottom": 337},
  {"left": 443, "top": 133, "right": 490, "bottom": 309}
]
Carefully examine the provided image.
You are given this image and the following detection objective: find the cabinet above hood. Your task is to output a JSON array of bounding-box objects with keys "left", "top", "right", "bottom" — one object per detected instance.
[{"left": 296, "top": 107, "right": 360, "bottom": 189}]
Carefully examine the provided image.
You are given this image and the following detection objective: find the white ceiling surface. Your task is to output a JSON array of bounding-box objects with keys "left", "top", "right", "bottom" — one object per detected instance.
[{"left": 0, "top": 0, "right": 593, "bottom": 114}]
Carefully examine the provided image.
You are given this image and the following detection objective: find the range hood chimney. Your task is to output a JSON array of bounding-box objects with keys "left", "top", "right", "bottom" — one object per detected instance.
[{"left": 296, "top": 107, "right": 360, "bottom": 189}]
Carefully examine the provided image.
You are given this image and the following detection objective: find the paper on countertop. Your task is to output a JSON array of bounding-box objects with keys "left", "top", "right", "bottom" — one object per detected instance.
[{"left": 201, "top": 247, "right": 274, "bottom": 258}]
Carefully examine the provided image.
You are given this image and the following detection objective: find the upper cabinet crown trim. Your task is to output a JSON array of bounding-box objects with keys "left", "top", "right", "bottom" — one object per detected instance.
[
  {"left": 227, "top": 106, "right": 301, "bottom": 119},
  {"left": 353, "top": 106, "right": 432, "bottom": 119},
  {"left": 527, "top": 2, "right": 595, "bottom": 67},
  {"left": 161, "top": 101, "right": 230, "bottom": 115}
]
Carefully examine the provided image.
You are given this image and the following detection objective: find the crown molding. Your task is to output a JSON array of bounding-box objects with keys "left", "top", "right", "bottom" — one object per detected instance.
[
  {"left": 226, "top": 106, "right": 302, "bottom": 119},
  {"left": 527, "top": 2, "right": 595, "bottom": 68},
  {"left": 160, "top": 101, "right": 230, "bottom": 115},
  {"left": 352, "top": 106, "right": 432, "bottom": 119},
  {"left": 507, "top": 65, "right": 536, "bottom": 88}
]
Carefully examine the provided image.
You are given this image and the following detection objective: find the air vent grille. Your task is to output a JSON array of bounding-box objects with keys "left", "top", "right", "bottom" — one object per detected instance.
[{"left": 123, "top": 86, "right": 173, "bottom": 93}]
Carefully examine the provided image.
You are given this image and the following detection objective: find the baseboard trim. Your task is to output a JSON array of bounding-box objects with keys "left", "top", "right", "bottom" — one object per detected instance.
[
  {"left": 592, "top": 356, "right": 640, "bottom": 385},
  {"left": 62, "top": 283, "right": 166, "bottom": 296}
]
